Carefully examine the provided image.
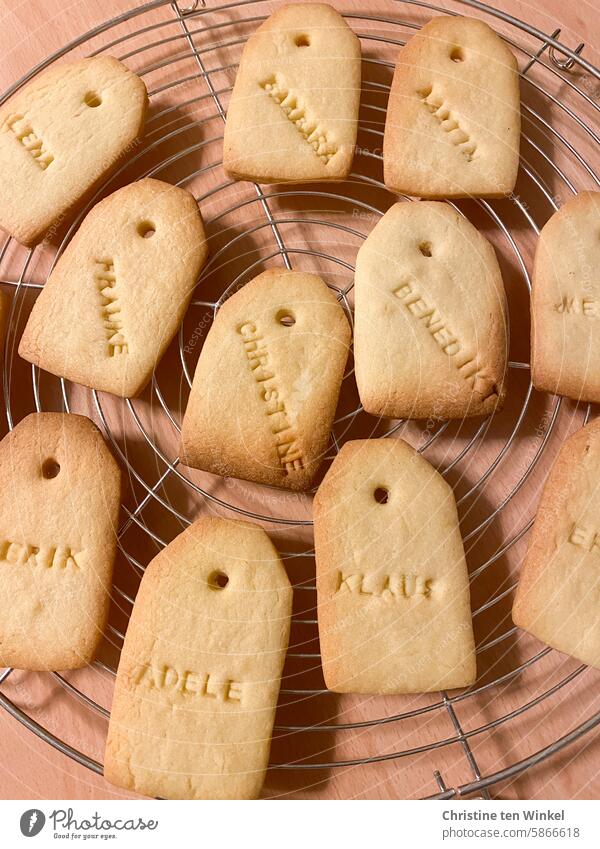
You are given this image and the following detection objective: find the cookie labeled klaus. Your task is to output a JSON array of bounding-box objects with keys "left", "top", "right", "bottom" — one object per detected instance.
[
  {"left": 104, "top": 517, "right": 292, "bottom": 800},
  {"left": 531, "top": 193, "right": 600, "bottom": 403},
  {"left": 180, "top": 268, "right": 350, "bottom": 490},
  {"left": 223, "top": 3, "right": 361, "bottom": 183},
  {"left": 314, "top": 439, "right": 476, "bottom": 694},
  {"left": 354, "top": 202, "right": 508, "bottom": 420},
  {"left": 0, "top": 56, "right": 147, "bottom": 246},
  {"left": 19, "top": 179, "right": 208, "bottom": 398},
  {"left": 384, "top": 16, "right": 520, "bottom": 198},
  {"left": 513, "top": 418, "right": 600, "bottom": 669},
  {"left": 0, "top": 413, "right": 121, "bottom": 670}
]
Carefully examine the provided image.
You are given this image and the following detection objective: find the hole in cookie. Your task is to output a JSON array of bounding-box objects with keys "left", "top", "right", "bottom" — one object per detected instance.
[
  {"left": 373, "top": 487, "right": 389, "bottom": 504},
  {"left": 42, "top": 459, "right": 60, "bottom": 479},
  {"left": 294, "top": 34, "right": 310, "bottom": 47},
  {"left": 450, "top": 47, "right": 465, "bottom": 62},
  {"left": 419, "top": 241, "right": 432, "bottom": 257},
  {"left": 208, "top": 570, "right": 229, "bottom": 590},
  {"left": 84, "top": 91, "right": 102, "bottom": 108},
  {"left": 137, "top": 220, "right": 155, "bottom": 238},
  {"left": 276, "top": 310, "right": 296, "bottom": 327}
]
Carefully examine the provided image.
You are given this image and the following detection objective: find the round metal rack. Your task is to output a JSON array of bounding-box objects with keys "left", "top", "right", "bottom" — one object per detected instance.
[{"left": 1, "top": 0, "right": 599, "bottom": 799}]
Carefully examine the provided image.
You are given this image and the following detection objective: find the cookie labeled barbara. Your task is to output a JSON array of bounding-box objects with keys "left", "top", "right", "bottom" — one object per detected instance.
[
  {"left": 354, "top": 201, "right": 508, "bottom": 420},
  {"left": 314, "top": 439, "right": 476, "bottom": 693},
  {"left": 0, "top": 413, "right": 121, "bottom": 671},
  {"left": 513, "top": 417, "right": 600, "bottom": 669},
  {"left": 180, "top": 268, "right": 350, "bottom": 490},
  {"left": 19, "top": 178, "right": 208, "bottom": 398},
  {"left": 223, "top": 3, "right": 361, "bottom": 183},
  {"left": 0, "top": 56, "right": 147, "bottom": 246},
  {"left": 531, "top": 192, "right": 600, "bottom": 403},
  {"left": 104, "top": 517, "right": 292, "bottom": 800},
  {"left": 384, "top": 16, "right": 520, "bottom": 198}
]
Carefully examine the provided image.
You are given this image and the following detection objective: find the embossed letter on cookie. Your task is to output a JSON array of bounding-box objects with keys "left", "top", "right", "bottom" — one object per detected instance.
[
  {"left": 531, "top": 193, "right": 600, "bottom": 404},
  {"left": 384, "top": 16, "right": 520, "bottom": 198},
  {"left": 180, "top": 268, "right": 351, "bottom": 490},
  {"left": 314, "top": 438, "right": 476, "bottom": 694},
  {"left": 223, "top": 3, "right": 361, "bottom": 183},
  {"left": 104, "top": 517, "right": 292, "bottom": 800},
  {"left": 0, "top": 56, "right": 147, "bottom": 246},
  {"left": 19, "top": 179, "right": 208, "bottom": 398},
  {"left": 0, "top": 413, "right": 121, "bottom": 671},
  {"left": 354, "top": 202, "right": 508, "bottom": 420}
]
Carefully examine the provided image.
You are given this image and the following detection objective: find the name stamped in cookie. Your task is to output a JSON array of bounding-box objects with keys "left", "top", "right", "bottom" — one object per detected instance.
[
  {"left": 335, "top": 570, "right": 433, "bottom": 599},
  {"left": 94, "top": 259, "right": 129, "bottom": 356},
  {"left": 568, "top": 523, "right": 600, "bottom": 553},
  {"left": 0, "top": 539, "right": 82, "bottom": 570},
  {"left": 238, "top": 321, "right": 304, "bottom": 474},
  {"left": 5, "top": 113, "right": 54, "bottom": 170},
  {"left": 553, "top": 296, "right": 598, "bottom": 317},
  {"left": 131, "top": 662, "right": 244, "bottom": 703}
]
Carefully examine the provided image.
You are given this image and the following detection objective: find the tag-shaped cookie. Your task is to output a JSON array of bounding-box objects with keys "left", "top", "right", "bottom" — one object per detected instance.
[
  {"left": 314, "top": 439, "right": 476, "bottom": 693},
  {"left": 223, "top": 3, "right": 361, "bottom": 183},
  {"left": 531, "top": 193, "right": 600, "bottom": 403},
  {"left": 104, "top": 517, "right": 292, "bottom": 799},
  {"left": 19, "top": 178, "right": 208, "bottom": 398},
  {"left": 0, "top": 56, "right": 147, "bottom": 246},
  {"left": 384, "top": 16, "right": 520, "bottom": 198},
  {"left": 354, "top": 202, "right": 508, "bottom": 420},
  {"left": 180, "top": 268, "right": 350, "bottom": 490},
  {"left": 0, "top": 413, "right": 121, "bottom": 670},
  {"left": 513, "top": 418, "right": 600, "bottom": 668}
]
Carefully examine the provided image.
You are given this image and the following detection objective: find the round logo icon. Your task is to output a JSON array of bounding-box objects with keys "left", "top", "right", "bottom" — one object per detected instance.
[{"left": 19, "top": 809, "right": 46, "bottom": 837}]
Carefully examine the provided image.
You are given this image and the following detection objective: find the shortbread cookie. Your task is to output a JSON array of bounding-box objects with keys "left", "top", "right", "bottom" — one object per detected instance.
[
  {"left": 531, "top": 193, "right": 600, "bottom": 403},
  {"left": 314, "top": 438, "right": 476, "bottom": 693},
  {"left": 384, "top": 16, "right": 520, "bottom": 198},
  {"left": 0, "top": 56, "right": 147, "bottom": 246},
  {"left": 354, "top": 201, "right": 508, "bottom": 420},
  {"left": 19, "top": 179, "right": 208, "bottom": 398},
  {"left": 0, "top": 413, "right": 121, "bottom": 670},
  {"left": 105, "top": 517, "right": 292, "bottom": 800},
  {"left": 180, "top": 268, "right": 350, "bottom": 490},
  {"left": 223, "top": 3, "right": 361, "bottom": 183},
  {"left": 513, "top": 418, "right": 600, "bottom": 668}
]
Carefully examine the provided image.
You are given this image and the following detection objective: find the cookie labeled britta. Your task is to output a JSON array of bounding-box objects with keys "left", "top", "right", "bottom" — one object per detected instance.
[
  {"left": 180, "top": 268, "right": 350, "bottom": 490},
  {"left": 384, "top": 16, "right": 520, "bottom": 198},
  {"left": 0, "top": 56, "right": 147, "bottom": 246},
  {"left": 223, "top": 3, "right": 361, "bottom": 183},
  {"left": 104, "top": 517, "right": 292, "bottom": 800}
]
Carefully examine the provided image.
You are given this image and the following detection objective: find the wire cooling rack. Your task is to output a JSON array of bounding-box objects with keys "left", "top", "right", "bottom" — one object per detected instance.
[{"left": 1, "top": 0, "right": 600, "bottom": 800}]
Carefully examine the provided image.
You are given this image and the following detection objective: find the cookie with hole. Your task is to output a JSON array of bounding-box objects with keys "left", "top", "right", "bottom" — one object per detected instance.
[
  {"left": 384, "top": 15, "right": 521, "bottom": 199},
  {"left": 0, "top": 412, "right": 121, "bottom": 671},
  {"left": 353, "top": 201, "right": 509, "bottom": 420},
  {"left": 104, "top": 516, "right": 292, "bottom": 800},
  {"left": 0, "top": 56, "right": 148, "bottom": 247},
  {"left": 513, "top": 416, "right": 600, "bottom": 669},
  {"left": 180, "top": 267, "right": 351, "bottom": 491},
  {"left": 531, "top": 192, "right": 600, "bottom": 404},
  {"left": 223, "top": 3, "right": 361, "bottom": 183},
  {"left": 18, "top": 178, "right": 208, "bottom": 398},
  {"left": 314, "top": 438, "right": 476, "bottom": 694}
]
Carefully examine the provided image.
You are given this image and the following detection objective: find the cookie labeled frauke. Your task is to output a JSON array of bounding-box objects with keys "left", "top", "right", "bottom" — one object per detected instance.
[
  {"left": 105, "top": 517, "right": 292, "bottom": 800},
  {"left": 223, "top": 3, "right": 361, "bottom": 183}
]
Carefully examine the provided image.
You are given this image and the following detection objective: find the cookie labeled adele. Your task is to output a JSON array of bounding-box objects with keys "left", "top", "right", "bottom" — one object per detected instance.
[
  {"left": 513, "top": 418, "right": 600, "bottom": 668},
  {"left": 19, "top": 178, "right": 208, "bottom": 398},
  {"left": 0, "top": 56, "right": 147, "bottom": 246},
  {"left": 105, "top": 517, "right": 292, "bottom": 800},
  {"left": 223, "top": 3, "right": 361, "bottom": 183},
  {"left": 180, "top": 268, "right": 350, "bottom": 490},
  {"left": 384, "top": 16, "right": 520, "bottom": 198},
  {"left": 354, "top": 201, "right": 508, "bottom": 420},
  {"left": 531, "top": 193, "right": 600, "bottom": 403},
  {"left": 0, "top": 413, "right": 121, "bottom": 671},
  {"left": 314, "top": 439, "right": 476, "bottom": 694}
]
